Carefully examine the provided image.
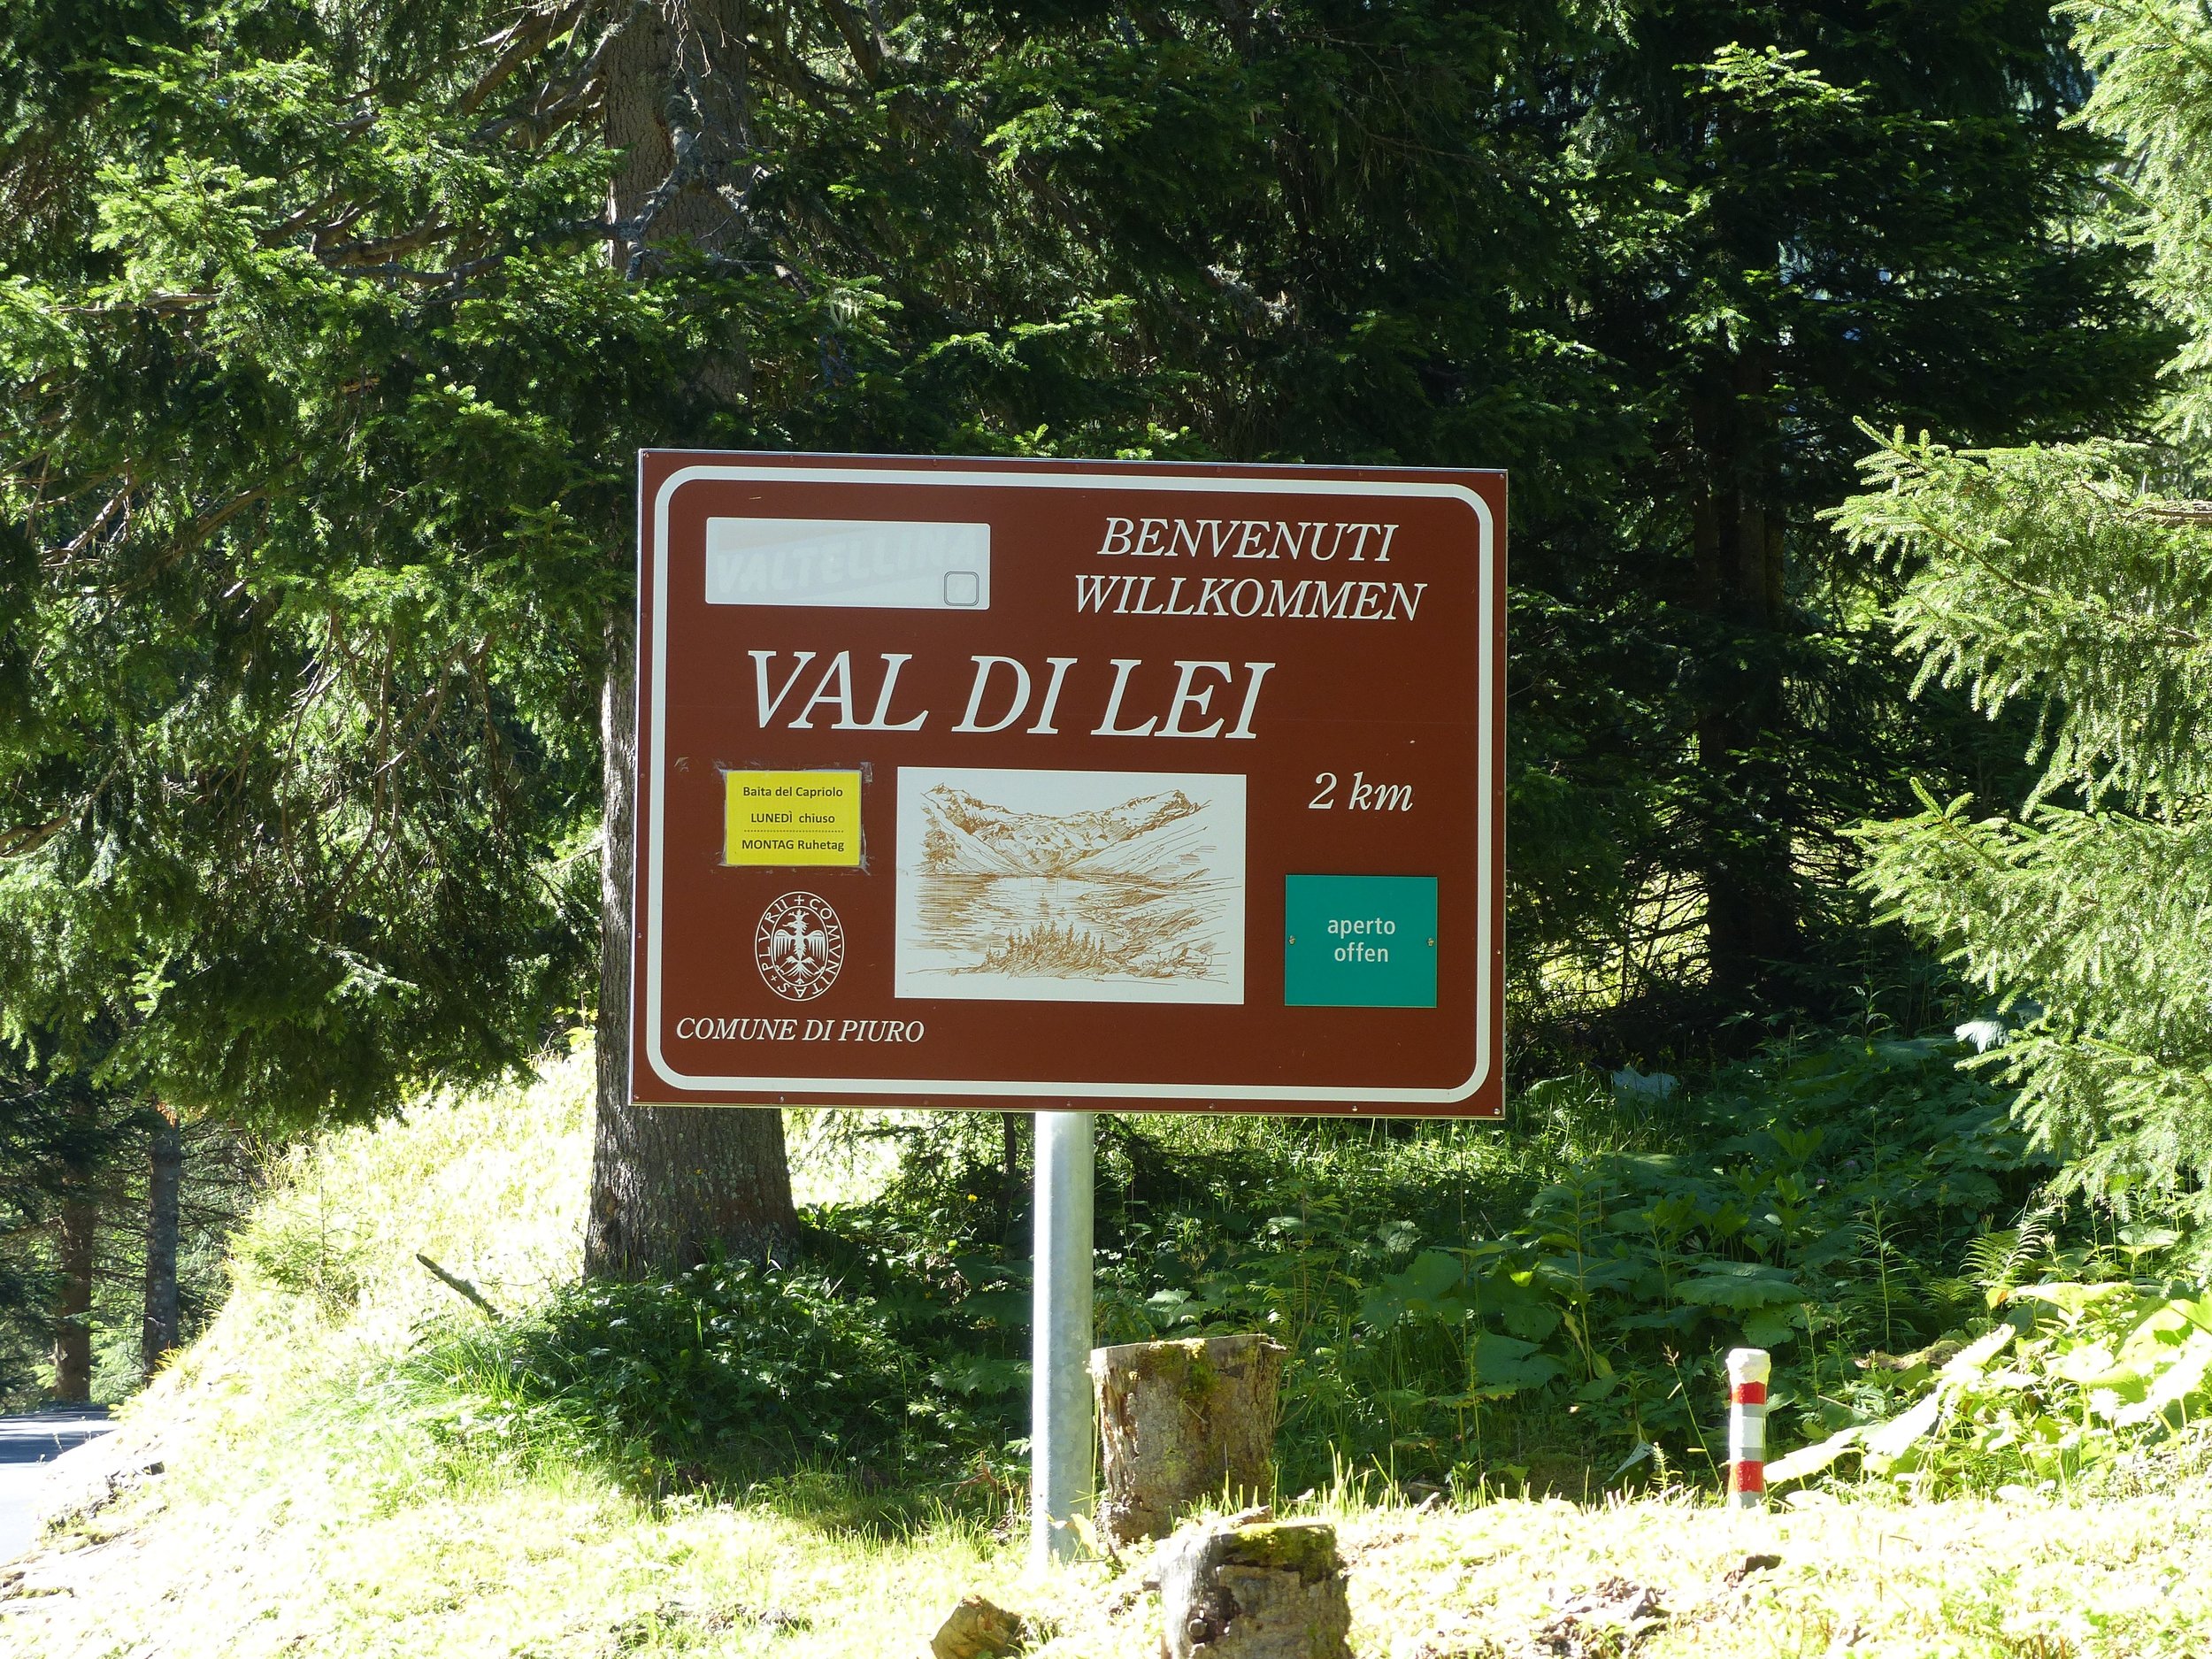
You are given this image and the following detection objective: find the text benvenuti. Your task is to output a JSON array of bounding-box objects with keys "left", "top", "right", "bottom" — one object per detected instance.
[
  {"left": 1095, "top": 518, "right": 1398, "bottom": 562},
  {"left": 1084, "top": 517, "right": 1425, "bottom": 621}
]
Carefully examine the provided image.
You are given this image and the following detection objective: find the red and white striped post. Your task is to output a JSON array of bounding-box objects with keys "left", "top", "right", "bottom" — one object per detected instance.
[{"left": 1726, "top": 1347, "right": 1770, "bottom": 1509}]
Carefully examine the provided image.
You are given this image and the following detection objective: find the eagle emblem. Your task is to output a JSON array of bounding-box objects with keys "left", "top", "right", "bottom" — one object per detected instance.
[{"left": 755, "top": 892, "right": 845, "bottom": 1001}]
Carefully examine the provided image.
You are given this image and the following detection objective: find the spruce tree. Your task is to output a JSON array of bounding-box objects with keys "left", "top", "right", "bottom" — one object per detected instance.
[
  {"left": 0, "top": 0, "right": 1159, "bottom": 1272},
  {"left": 1834, "top": 0, "right": 2212, "bottom": 1206},
  {"left": 0, "top": 1046, "right": 138, "bottom": 1398},
  {"left": 1541, "top": 1, "right": 2170, "bottom": 1013},
  {"left": 999, "top": 0, "right": 2170, "bottom": 1028}
]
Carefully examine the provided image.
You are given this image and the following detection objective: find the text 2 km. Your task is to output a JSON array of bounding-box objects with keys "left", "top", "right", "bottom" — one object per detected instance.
[{"left": 1310, "top": 772, "right": 1414, "bottom": 811}]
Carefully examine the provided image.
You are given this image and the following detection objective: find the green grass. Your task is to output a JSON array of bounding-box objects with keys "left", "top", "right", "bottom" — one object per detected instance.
[{"left": 8, "top": 1048, "right": 2212, "bottom": 1656}]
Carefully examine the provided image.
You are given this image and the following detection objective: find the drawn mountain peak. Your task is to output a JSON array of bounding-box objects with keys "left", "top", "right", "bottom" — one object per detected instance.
[{"left": 918, "top": 785, "right": 1211, "bottom": 879}]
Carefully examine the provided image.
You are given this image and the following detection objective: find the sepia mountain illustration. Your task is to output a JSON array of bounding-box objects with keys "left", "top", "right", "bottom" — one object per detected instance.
[
  {"left": 895, "top": 768, "right": 1247, "bottom": 1002},
  {"left": 916, "top": 785, "right": 1217, "bottom": 881}
]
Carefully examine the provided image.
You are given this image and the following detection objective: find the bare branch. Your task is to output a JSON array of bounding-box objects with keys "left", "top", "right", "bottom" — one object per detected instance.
[
  {"left": 61, "top": 291, "right": 219, "bottom": 317},
  {"left": 815, "top": 0, "right": 884, "bottom": 85},
  {"left": 0, "top": 818, "right": 68, "bottom": 860},
  {"left": 2143, "top": 499, "right": 2212, "bottom": 526},
  {"left": 314, "top": 221, "right": 454, "bottom": 267},
  {"left": 479, "top": 3, "right": 637, "bottom": 147},
  {"left": 111, "top": 484, "right": 274, "bottom": 597},
  {"left": 458, "top": 0, "right": 592, "bottom": 116},
  {"left": 268, "top": 191, "right": 367, "bottom": 246}
]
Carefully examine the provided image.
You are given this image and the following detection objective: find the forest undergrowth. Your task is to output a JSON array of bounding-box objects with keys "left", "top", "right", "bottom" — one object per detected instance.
[
  {"left": 394, "top": 1024, "right": 2212, "bottom": 1510},
  {"left": 12, "top": 1041, "right": 2212, "bottom": 1657}
]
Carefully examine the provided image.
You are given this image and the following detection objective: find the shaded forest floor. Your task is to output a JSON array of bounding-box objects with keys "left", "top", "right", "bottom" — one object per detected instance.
[{"left": 2, "top": 1051, "right": 2197, "bottom": 1656}]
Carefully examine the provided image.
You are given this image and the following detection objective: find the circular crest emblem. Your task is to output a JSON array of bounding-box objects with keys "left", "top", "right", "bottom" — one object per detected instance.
[{"left": 755, "top": 891, "right": 846, "bottom": 1001}]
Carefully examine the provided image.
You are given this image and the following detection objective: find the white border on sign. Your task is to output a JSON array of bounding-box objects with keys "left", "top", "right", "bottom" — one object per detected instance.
[{"left": 640, "top": 462, "right": 1498, "bottom": 1104}]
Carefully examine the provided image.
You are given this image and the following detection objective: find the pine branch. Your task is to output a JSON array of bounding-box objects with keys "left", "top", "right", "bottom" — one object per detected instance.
[
  {"left": 267, "top": 191, "right": 367, "bottom": 247},
  {"left": 105, "top": 484, "right": 276, "bottom": 598},
  {"left": 476, "top": 4, "right": 637, "bottom": 148},
  {"left": 312, "top": 222, "right": 455, "bottom": 268},
  {"left": 816, "top": 0, "right": 885, "bottom": 85}
]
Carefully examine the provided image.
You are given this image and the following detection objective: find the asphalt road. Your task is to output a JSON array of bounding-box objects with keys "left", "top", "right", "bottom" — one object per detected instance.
[{"left": 0, "top": 1408, "right": 115, "bottom": 1563}]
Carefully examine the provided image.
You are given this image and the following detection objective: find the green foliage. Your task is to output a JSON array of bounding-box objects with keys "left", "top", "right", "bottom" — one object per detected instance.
[
  {"left": 363, "top": 1033, "right": 2055, "bottom": 1505},
  {"left": 0, "top": 0, "right": 1177, "bottom": 1126},
  {"left": 1834, "top": 0, "right": 2212, "bottom": 1214},
  {"left": 1772, "top": 1264, "right": 2212, "bottom": 1498},
  {"left": 0, "top": 1035, "right": 259, "bottom": 1406},
  {"left": 1856, "top": 787, "right": 2212, "bottom": 1206},
  {"left": 1844, "top": 439, "right": 2212, "bottom": 803},
  {"left": 1075, "top": 1035, "right": 2045, "bottom": 1493},
  {"left": 0, "top": 4, "right": 671, "bottom": 1119},
  {"left": 1506, "top": 0, "right": 2170, "bottom": 1021},
  {"left": 0, "top": 1053, "right": 139, "bottom": 1390},
  {"left": 397, "top": 1256, "right": 982, "bottom": 1494},
  {"left": 2070, "top": 0, "right": 2212, "bottom": 442},
  {"left": 194, "top": 1037, "right": 2212, "bottom": 1530}
]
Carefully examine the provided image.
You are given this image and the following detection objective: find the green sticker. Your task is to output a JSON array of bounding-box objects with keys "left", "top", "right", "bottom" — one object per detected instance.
[{"left": 1284, "top": 875, "right": 1439, "bottom": 1008}]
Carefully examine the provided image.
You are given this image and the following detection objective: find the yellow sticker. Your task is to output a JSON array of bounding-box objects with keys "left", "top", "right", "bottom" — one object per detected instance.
[{"left": 724, "top": 770, "right": 863, "bottom": 866}]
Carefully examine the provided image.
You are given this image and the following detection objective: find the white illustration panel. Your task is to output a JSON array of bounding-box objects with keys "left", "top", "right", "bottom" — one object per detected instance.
[{"left": 895, "top": 767, "right": 1247, "bottom": 1004}]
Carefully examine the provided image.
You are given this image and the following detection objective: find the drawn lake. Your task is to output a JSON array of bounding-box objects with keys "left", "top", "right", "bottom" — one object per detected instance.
[{"left": 894, "top": 766, "right": 1247, "bottom": 1005}]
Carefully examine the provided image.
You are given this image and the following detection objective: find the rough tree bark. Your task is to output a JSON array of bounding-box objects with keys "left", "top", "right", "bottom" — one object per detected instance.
[
  {"left": 50, "top": 1180, "right": 95, "bottom": 1403},
  {"left": 142, "top": 1106, "right": 182, "bottom": 1379},
  {"left": 585, "top": 605, "right": 798, "bottom": 1277},
  {"left": 1093, "top": 1334, "right": 1286, "bottom": 1548},
  {"left": 581, "top": 4, "right": 799, "bottom": 1279}
]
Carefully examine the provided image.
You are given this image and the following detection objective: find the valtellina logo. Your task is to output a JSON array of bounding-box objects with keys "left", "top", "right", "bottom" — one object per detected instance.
[{"left": 755, "top": 892, "right": 846, "bottom": 1001}]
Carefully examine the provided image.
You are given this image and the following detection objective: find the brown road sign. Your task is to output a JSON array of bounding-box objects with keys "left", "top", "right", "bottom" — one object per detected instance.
[{"left": 630, "top": 451, "right": 1505, "bottom": 1115}]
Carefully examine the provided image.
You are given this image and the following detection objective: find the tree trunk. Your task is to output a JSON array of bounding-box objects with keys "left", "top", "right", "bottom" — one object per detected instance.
[
  {"left": 581, "top": 3, "right": 798, "bottom": 1279},
  {"left": 1000, "top": 1111, "right": 1025, "bottom": 1243},
  {"left": 51, "top": 1184, "right": 95, "bottom": 1403},
  {"left": 142, "top": 1107, "right": 182, "bottom": 1379},
  {"left": 585, "top": 601, "right": 797, "bottom": 1277},
  {"left": 583, "top": 599, "right": 798, "bottom": 1275},
  {"left": 1690, "top": 354, "right": 1800, "bottom": 1005},
  {"left": 1092, "top": 1334, "right": 1286, "bottom": 1548},
  {"left": 1155, "top": 1517, "right": 1350, "bottom": 1659},
  {"left": 1694, "top": 486, "right": 1798, "bottom": 1002}
]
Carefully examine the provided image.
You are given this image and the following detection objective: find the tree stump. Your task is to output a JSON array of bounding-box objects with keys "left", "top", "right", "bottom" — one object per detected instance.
[
  {"left": 1091, "top": 1334, "right": 1286, "bottom": 1548},
  {"left": 930, "top": 1594, "right": 1025, "bottom": 1659},
  {"left": 1155, "top": 1517, "right": 1351, "bottom": 1659}
]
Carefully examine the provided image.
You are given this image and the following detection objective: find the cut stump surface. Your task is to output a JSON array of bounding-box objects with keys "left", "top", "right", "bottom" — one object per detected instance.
[{"left": 1155, "top": 1517, "right": 1351, "bottom": 1659}]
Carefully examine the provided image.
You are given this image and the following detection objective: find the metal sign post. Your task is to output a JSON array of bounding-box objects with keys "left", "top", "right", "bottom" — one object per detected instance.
[{"left": 1030, "top": 1109, "right": 1094, "bottom": 1566}]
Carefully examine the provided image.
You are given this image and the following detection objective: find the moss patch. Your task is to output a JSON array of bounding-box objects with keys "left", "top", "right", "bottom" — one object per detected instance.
[{"left": 1222, "top": 1522, "right": 1344, "bottom": 1585}]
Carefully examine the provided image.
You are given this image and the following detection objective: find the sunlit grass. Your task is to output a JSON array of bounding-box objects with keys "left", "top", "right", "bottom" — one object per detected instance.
[{"left": 9, "top": 1051, "right": 2212, "bottom": 1657}]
